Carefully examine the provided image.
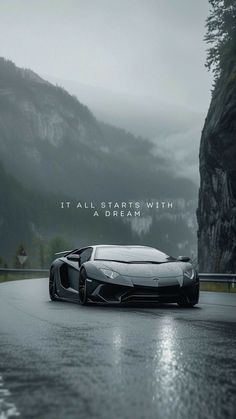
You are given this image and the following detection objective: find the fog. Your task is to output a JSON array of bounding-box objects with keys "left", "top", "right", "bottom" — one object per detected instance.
[{"left": 0, "top": 0, "right": 212, "bottom": 183}]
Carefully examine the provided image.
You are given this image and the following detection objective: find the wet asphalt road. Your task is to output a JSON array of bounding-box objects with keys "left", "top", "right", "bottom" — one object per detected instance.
[{"left": 0, "top": 279, "right": 236, "bottom": 419}]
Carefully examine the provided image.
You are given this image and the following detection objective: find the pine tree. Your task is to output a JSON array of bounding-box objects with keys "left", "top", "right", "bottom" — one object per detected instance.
[{"left": 205, "top": 0, "right": 236, "bottom": 79}]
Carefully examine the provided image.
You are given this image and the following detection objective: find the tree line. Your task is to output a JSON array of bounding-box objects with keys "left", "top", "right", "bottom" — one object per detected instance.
[{"left": 205, "top": 0, "right": 236, "bottom": 79}]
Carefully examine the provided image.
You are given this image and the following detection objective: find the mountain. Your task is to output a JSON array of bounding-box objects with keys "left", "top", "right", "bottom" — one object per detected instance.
[
  {"left": 0, "top": 57, "right": 196, "bottom": 201},
  {"left": 46, "top": 75, "right": 206, "bottom": 184},
  {"left": 0, "top": 58, "right": 198, "bottom": 264}
]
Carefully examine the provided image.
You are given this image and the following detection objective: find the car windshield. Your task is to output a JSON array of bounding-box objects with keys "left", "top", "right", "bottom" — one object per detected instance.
[{"left": 94, "top": 246, "right": 175, "bottom": 263}]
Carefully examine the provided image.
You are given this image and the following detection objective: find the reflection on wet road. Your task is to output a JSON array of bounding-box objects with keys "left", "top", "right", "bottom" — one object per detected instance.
[
  {"left": 0, "top": 375, "right": 20, "bottom": 418},
  {"left": 0, "top": 279, "right": 236, "bottom": 419}
]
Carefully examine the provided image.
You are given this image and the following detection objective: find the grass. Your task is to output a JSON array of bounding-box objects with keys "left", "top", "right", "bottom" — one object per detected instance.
[
  {"left": 0, "top": 273, "right": 48, "bottom": 283},
  {"left": 200, "top": 282, "right": 236, "bottom": 293}
]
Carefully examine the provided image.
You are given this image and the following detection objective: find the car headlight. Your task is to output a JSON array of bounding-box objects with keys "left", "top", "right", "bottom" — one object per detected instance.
[
  {"left": 184, "top": 267, "right": 195, "bottom": 280},
  {"left": 100, "top": 268, "right": 120, "bottom": 280}
]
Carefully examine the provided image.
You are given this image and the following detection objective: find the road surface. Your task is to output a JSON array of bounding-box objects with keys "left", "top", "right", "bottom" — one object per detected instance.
[{"left": 0, "top": 278, "right": 236, "bottom": 419}]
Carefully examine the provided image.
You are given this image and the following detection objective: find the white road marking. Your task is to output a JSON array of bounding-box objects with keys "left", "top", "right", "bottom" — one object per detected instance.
[{"left": 0, "top": 376, "right": 20, "bottom": 418}]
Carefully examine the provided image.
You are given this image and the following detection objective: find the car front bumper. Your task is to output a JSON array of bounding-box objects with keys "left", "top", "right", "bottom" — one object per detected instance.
[{"left": 86, "top": 277, "right": 199, "bottom": 305}]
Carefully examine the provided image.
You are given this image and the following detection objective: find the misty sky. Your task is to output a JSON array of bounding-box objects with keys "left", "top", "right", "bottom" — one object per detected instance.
[
  {"left": 0, "top": 0, "right": 211, "bottom": 110},
  {"left": 0, "top": 0, "right": 212, "bottom": 183}
]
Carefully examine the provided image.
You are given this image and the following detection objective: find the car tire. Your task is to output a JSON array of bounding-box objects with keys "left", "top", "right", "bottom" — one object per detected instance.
[
  {"left": 49, "top": 268, "right": 57, "bottom": 301},
  {"left": 177, "top": 294, "right": 198, "bottom": 308},
  {"left": 79, "top": 268, "right": 88, "bottom": 305},
  {"left": 178, "top": 285, "right": 199, "bottom": 308},
  {"left": 177, "top": 298, "right": 196, "bottom": 308}
]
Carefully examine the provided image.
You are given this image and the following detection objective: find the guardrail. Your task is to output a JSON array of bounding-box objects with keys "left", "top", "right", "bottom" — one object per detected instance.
[
  {"left": 0, "top": 269, "right": 235, "bottom": 291},
  {"left": 199, "top": 273, "right": 236, "bottom": 281}
]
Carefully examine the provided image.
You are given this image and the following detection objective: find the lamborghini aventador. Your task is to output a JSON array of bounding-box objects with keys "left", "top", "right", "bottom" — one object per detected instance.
[
  {"left": 49, "top": 245, "right": 200, "bottom": 307},
  {"left": 49, "top": 245, "right": 199, "bottom": 307}
]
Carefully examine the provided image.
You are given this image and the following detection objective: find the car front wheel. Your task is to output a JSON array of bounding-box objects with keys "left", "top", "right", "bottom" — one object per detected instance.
[
  {"left": 177, "top": 298, "right": 197, "bottom": 308},
  {"left": 178, "top": 284, "right": 199, "bottom": 308}
]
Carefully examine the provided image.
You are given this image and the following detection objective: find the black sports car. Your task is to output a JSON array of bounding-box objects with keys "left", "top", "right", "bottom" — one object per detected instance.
[{"left": 49, "top": 245, "right": 199, "bottom": 307}]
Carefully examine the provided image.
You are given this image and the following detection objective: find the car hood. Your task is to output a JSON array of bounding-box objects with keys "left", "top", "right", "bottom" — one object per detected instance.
[{"left": 94, "top": 261, "right": 187, "bottom": 278}]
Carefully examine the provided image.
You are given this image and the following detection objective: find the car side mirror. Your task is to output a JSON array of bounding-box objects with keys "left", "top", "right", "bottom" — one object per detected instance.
[
  {"left": 67, "top": 254, "right": 81, "bottom": 266},
  {"left": 177, "top": 256, "right": 190, "bottom": 262}
]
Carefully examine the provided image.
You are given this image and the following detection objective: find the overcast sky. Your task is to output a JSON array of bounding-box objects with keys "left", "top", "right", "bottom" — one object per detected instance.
[
  {"left": 0, "top": 0, "right": 211, "bottom": 111},
  {"left": 0, "top": 0, "right": 213, "bottom": 184}
]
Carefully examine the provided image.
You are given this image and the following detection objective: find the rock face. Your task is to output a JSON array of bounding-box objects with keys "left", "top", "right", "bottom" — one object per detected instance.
[{"left": 198, "top": 66, "right": 236, "bottom": 272}]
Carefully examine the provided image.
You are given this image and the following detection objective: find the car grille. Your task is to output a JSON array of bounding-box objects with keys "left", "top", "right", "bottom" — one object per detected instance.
[{"left": 122, "top": 285, "right": 180, "bottom": 302}]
